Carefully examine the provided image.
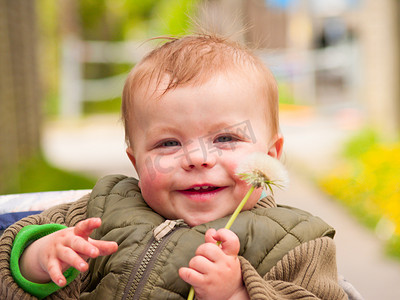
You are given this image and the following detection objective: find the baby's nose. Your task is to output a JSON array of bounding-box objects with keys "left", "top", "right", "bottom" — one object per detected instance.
[{"left": 180, "top": 141, "right": 216, "bottom": 170}]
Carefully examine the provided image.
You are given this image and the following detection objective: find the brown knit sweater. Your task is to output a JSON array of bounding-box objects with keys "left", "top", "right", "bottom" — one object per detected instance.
[{"left": 0, "top": 194, "right": 347, "bottom": 300}]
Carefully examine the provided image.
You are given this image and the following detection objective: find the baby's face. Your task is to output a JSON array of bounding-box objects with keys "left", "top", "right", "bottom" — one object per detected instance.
[{"left": 126, "top": 73, "right": 282, "bottom": 226}]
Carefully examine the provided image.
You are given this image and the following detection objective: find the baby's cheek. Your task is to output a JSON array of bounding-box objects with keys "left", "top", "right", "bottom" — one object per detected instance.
[
  {"left": 139, "top": 169, "right": 168, "bottom": 191},
  {"left": 237, "top": 180, "right": 262, "bottom": 210},
  {"left": 245, "top": 188, "right": 262, "bottom": 209},
  {"left": 138, "top": 169, "right": 174, "bottom": 218},
  {"left": 139, "top": 158, "right": 175, "bottom": 193},
  {"left": 139, "top": 156, "right": 174, "bottom": 182},
  {"left": 138, "top": 173, "right": 165, "bottom": 204}
]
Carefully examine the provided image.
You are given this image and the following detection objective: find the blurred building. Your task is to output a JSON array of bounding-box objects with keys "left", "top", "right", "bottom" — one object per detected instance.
[{"left": 199, "top": 0, "right": 400, "bottom": 137}]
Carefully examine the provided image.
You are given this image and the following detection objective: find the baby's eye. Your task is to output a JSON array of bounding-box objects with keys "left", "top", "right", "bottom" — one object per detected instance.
[
  {"left": 160, "top": 140, "right": 180, "bottom": 147},
  {"left": 214, "top": 135, "right": 237, "bottom": 143}
]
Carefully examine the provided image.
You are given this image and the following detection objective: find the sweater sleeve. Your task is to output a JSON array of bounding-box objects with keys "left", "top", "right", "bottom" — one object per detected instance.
[
  {"left": 240, "top": 237, "right": 348, "bottom": 300},
  {"left": 0, "top": 194, "right": 90, "bottom": 300}
]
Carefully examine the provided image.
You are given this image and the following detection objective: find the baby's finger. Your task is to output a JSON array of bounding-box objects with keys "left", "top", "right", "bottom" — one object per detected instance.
[
  {"left": 88, "top": 238, "right": 118, "bottom": 256},
  {"left": 74, "top": 218, "right": 102, "bottom": 238},
  {"left": 46, "top": 258, "right": 67, "bottom": 287},
  {"left": 188, "top": 255, "right": 213, "bottom": 274},
  {"left": 179, "top": 267, "right": 205, "bottom": 287},
  {"left": 69, "top": 236, "right": 99, "bottom": 258},
  {"left": 194, "top": 242, "right": 221, "bottom": 262},
  {"left": 57, "top": 246, "right": 88, "bottom": 272},
  {"left": 213, "top": 229, "right": 240, "bottom": 256}
]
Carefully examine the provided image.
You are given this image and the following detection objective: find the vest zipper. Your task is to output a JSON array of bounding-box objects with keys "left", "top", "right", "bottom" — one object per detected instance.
[{"left": 121, "top": 220, "right": 187, "bottom": 300}]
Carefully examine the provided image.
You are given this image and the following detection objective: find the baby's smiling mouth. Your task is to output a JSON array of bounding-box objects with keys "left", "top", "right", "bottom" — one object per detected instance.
[
  {"left": 180, "top": 185, "right": 226, "bottom": 194},
  {"left": 186, "top": 186, "right": 219, "bottom": 192},
  {"left": 178, "top": 185, "right": 227, "bottom": 202}
]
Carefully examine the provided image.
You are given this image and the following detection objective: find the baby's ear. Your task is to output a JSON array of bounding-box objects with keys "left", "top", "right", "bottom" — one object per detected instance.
[
  {"left": 126, "top": 147, "right": 137, "bottom": 169},
  {"left": 268, "top": 134, "right": 284, "bottom": 159}
]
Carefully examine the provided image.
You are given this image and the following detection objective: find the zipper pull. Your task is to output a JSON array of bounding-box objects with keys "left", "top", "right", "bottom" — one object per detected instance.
[{"left": 153, "top": 219, "right": 187, "bottom": 241}]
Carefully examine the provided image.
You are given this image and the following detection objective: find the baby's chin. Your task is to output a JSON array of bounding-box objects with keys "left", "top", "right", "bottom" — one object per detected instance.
[
  {"left": 183, "top": 213, "right": 229, "bottom": 227},
  {"left": 184, "top": 217, "right": 209, "bottom": 227}
]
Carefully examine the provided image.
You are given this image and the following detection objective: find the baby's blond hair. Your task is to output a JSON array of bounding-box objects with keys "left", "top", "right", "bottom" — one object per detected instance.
[{"left": 122, "top": 34, "right": 279, "bottom": 146}]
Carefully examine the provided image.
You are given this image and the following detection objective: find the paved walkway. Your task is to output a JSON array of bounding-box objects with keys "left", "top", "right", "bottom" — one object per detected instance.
[{"left": 42, "top": 107, "right": 400, "bottom": 299}]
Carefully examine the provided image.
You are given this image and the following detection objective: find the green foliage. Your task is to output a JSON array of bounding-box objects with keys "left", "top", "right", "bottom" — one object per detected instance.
[
  {"left": 319, "top": 129, "right": 400, "bottom": 259},
  {"left": 83, "top": 98, "right": 121, "bottom": 114},
  {"left": 278, "top": 82, "right": 296, "bottom": 105},
  {"left": 84, "top": 63, "right": 132, "bottom": 79},
  {"left": 42, "top": 92, "right": 60, "bottom": 117},
  {"left": 387, "top": 236, "right": 400, "bottom": 259},
  {"left": 80, "top": 0, "right": 122, "bottom": 40},
  {"left": 342, "top": 128, "right": 380, "bottom": 159},
  {"left": 79, "top": 0, "right": 199, "bottom": 41},
  {"left": 150, "top": 0, "right": 199, "bottom": 36},
  {"left": 3, "top": 154, "right": 96, "bottom": 194}
]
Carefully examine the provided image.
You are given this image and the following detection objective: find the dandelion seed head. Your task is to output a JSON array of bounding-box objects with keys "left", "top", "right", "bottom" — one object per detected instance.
[{"left": 236, "top": 152, "right": 289, "bottom": 194}]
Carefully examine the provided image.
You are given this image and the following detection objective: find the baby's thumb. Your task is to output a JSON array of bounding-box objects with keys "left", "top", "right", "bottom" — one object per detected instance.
[
  {"left": 210, "top": 228, "right": 240, "bottom": 256},
  {"left": 204, "top": 228, "right": 218, "bottom": 243}
]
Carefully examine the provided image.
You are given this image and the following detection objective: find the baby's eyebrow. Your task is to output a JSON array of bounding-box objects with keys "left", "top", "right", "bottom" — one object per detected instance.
[
  {"left": 146, "top": 126, "right": 180, "bottom": 138},
  {"left": 206, "top": 122, "right": 235, "bottom": 134}
]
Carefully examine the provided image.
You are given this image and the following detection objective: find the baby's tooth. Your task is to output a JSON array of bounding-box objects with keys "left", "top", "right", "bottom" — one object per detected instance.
[
  {"left": 201, "top": 186, "right": 209, "bottom": 190},
  {"left": 193, "top": 187, "right": 201, "bottom": 191}
]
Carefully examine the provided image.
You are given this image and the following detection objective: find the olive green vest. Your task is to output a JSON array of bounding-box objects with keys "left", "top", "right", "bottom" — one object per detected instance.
[{"left": 80, "top": 175, "right": 334, "bottom": 300}]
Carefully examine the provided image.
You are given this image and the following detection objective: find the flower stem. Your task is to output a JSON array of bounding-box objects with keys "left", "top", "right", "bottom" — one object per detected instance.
[
  {"left": 187, "top": 185, "right": 256, "bottom": 300},
  {"left": 187, "top": 287, "right": 195, "bottom": 300},
  {"left": 224, "top": 185, "right": 255, "bottom": 230}
]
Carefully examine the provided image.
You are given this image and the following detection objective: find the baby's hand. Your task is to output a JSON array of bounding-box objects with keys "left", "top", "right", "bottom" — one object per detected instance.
[
  {"left": 179, "top": 228, "right": 249, "bottom": 300},
  {"left": 20, "top": 218, "right": 118, "bottom": 287}
]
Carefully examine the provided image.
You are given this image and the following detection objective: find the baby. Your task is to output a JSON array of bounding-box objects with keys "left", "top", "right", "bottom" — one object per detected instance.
[{"left": 0, "top": 34, "right": 347, "bottom": 299}]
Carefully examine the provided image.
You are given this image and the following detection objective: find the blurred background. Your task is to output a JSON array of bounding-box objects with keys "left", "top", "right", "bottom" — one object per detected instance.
[{"left": 1, "top": 0, "right": 399, "bottom": 298}]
